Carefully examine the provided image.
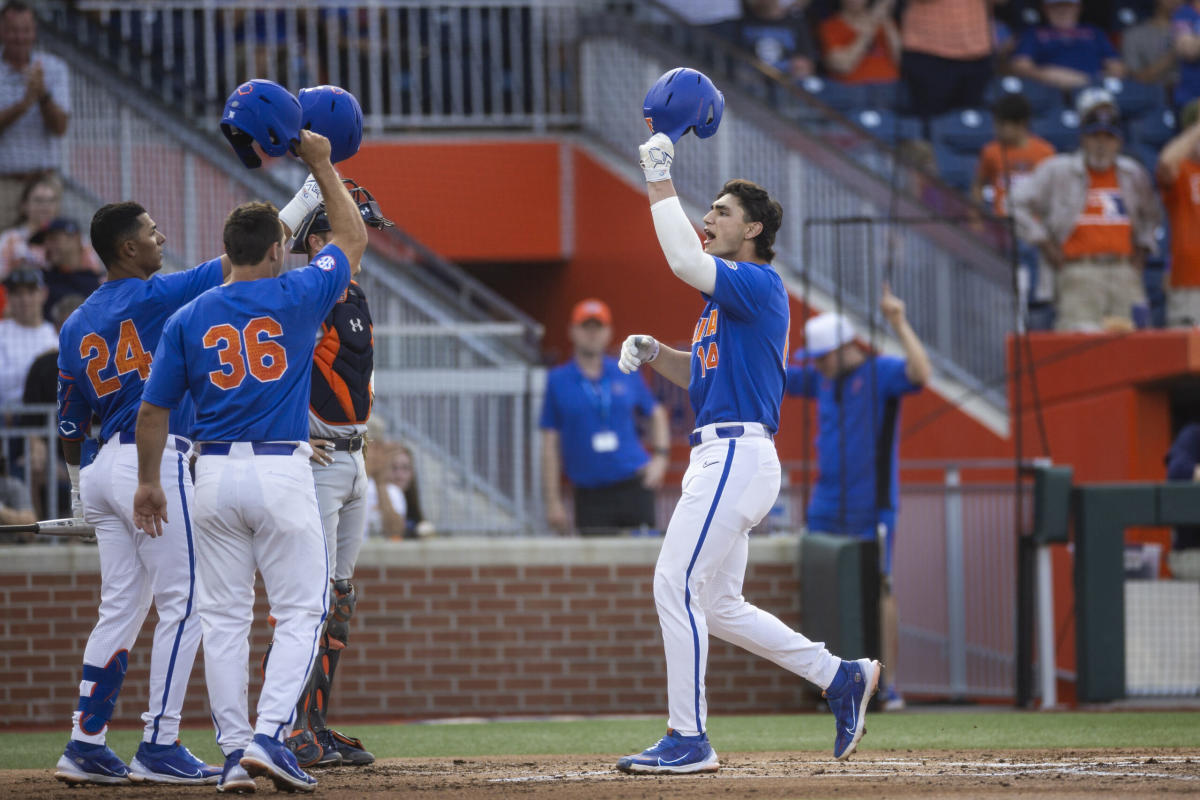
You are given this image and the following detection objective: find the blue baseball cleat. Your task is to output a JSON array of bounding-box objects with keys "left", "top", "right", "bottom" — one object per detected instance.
[
  {"left": 240, "top": 733, "right": 317, "bottom": 792},
  {"left": 54, "top": 739, "right": 131, "bottom": 785},
  {"left": 217, "top": 748, "right": 256, "bottom": 794},
  {"left": 129, "top": 740, "right": 221, "bottom": 784},
  {"left": 616, "top": 729, "right": 720, "bottom": 774},
  {"left": 824, "top": 658, "right": 882, "bottom": 760}
]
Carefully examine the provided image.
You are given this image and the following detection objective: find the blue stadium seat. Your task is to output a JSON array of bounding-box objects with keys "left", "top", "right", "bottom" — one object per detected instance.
[
  {"left": 930, "top": 108, "right": 995, "bottom": 155},
  {"left": 1032, "top": 109, "right": 1081, "bottom": 153},
  {"left": 1085, "top": 77, "right": 1166, "bottom": 122},
  {"left": 798, "top": 76, "right": 872, "bottom": 115},
  {"left": 1129, "top": 108, "right": 1177, "bottom": 153},
  {"left": 864, "top": 81, "right": 903, "bottom": 112},
  {"left": 934, "top": 146, "right": 977, "bottom": 191},
  {"left": 853, "top": 109, "right": 923, "bottom": 142},
  {"left": 986, "top": 76, "right": 1064, "bottom": 118},
  {"left": 1127, "top": 143, "right": 1159, "bottom": 178}
]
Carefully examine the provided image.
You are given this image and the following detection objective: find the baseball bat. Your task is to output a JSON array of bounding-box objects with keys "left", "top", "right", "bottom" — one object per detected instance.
[{"left": 0, "top": 518, "right": 96, "bottom": 538}]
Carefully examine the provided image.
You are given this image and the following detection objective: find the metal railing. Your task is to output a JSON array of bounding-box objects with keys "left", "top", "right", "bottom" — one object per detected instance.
[
  {"left": 64, "top": 0, "right": 599, "bottom": 132},
  {"left": 0, "top": 404, "right": 63, "bottom": 521}
]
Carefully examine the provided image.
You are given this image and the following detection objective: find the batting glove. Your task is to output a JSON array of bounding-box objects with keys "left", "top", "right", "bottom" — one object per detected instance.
[
  {"left": 619, "top": 334, "right": 659, "bottom": 374},
  {"left": 67, "top": 462, "right": 83, "bottom": 521},
  {"left": 639, "top": 133, "right": 674, "bottom": 183},
  {"left": 279, "top": 172, "right": 324, "bottom": 237}
]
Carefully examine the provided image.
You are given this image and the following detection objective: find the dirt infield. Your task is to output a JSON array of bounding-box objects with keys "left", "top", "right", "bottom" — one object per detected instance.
[{"left": 11, "top": 749, "right": 1199, "bottom": 798}]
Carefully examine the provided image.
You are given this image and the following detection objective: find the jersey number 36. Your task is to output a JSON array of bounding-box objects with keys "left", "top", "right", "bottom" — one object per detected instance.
[{"left": 202, "top": 316, "right": 287, "bottom": 390}]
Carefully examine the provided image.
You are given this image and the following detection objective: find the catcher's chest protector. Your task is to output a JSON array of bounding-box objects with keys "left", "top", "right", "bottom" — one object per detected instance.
[{"left": 311, "top": 281, "right": 373, "bottom": 425}]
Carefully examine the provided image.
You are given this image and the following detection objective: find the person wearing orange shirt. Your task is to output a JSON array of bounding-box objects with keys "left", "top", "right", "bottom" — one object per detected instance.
[
  {"left": 819, "top": 0, "right": 901, "bottom": 85},
  {"left": 1012, "top": 89, "right": 1161, "bottom": 331},
  {"left": 972, "top": 93, "right": 1057, "bottom": 326},
  {"left": 1157, "top": 98, "right": 1200, "bottom": 325}
]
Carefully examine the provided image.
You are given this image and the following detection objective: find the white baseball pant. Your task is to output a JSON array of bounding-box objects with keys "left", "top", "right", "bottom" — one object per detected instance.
[
  {"left": 313, "top": 448, "right": 367, "bottom": 581},
  {"left": 192, "top": 441, "right": 328, "bottom": 754},
  {"left": 655, "top": 424, "right": 841, "bottom": 736},
  {"left": 73, "top": 435, "right": 202, "bottom": 746}
]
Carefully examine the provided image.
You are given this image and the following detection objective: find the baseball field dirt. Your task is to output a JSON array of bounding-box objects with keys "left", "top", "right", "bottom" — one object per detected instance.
[{"left": 8, "top": 748, "right": 1200, "bottom": 798}]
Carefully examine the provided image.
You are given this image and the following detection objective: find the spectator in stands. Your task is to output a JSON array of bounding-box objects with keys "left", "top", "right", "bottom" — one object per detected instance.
[
  {"left": 899, "top": 0, "right": 993, "bottom": 120},
  {"left": 1011, "top": 0, "right": 1125, "bottom": 90},
  {"left": 1123, "top": 0, "right": 1181, "bottom": 87},
  {"left": 972, "top": 93, "right": 1058, "bottom": 326},
  {"left": 1165, "top": 422, "right": 1200, "bottom": 579},
  {"left": 1157, "top": 98, "right": 1200, "bottom": 325},
  {"left": 653, "top": 0, "right": 743, "bottom": 40},
  {"left": 818, "top": 0, "right": 901, "bottom": 85},
  {"left": 740, "top": 0, "right": 818, "bottom": 80},
  {"left": 1173, "top": 0, "right": 1200, "bottom": 109},
  {"left": 0, "top": 1, "right": 69, "bottom": 232},
  {"left": 0, "top": 171, "right": 59, "bottom": 276},
  {"left": 34, "top": 217, "right": 99, "bottom": 319},
  {"left": 0, "top": 453, "right": 35, "bottom": 543},
  {"left": 1012, "top": 89, "right": 1161, "bottom": 331},
  {"left": 541, "top": 298, "right": 670, "bottom": 536},
  {"left": 364, "top": 439, "right": 433, "bottom": 539},
  {"left": 0, "top": 265, "right": 55, "bottom": 408},
  {"left": 785, "top": 287, "right": 932, "bottom": 712}
]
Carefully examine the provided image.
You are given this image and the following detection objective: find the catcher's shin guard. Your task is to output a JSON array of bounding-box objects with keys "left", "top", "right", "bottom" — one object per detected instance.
[{"left": 297, "top": 580, "right": 356, "bottom": 733}]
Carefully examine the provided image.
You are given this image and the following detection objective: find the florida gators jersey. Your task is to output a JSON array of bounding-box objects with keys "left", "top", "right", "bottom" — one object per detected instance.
[
  {"left": 56, "top": 258, "right": 224, "bottom": 444},
  {"left": 142, "top": 244, "right": 351, "bottom": 442},
  {"left": 689, "top": 256, "right": 790, "bottom": 433}
]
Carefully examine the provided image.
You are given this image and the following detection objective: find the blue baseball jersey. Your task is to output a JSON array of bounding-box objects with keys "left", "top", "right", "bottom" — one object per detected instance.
[
  {"left": 786, "top": 355, "right": 922, "bottom": 536},
  {"left": 142, "top": 244, "right": 351, "bottom": 442},
  {"left": 1014, "top": 24, "right": 1117, "bottom": 76},
  {"left": 539, "top": 356, "right": 659, "bottom": 488},
  {"left": 56, "top": 258, "right": 224, "bottom": 444},
  {"left": 689, "top": 256, "right": 790, "bottom": 433}
]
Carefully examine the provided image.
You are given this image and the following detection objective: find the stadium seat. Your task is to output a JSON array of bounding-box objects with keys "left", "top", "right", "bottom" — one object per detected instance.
[
  {"left": 853, "top": 108, "right": 923, "bottom": 143},
  {"left": 986, "top": 76, "right": 1064, "bottom": 118},
  {"left": 864, "top": 81, "right": 903, "bottom": 112},
  {"left": 1112, "top": 0, "right": 1154, "bottom": 29},
  {"left": 799, "top": 76, "right": 871, "bottom": 115},
  {"left": 1032, "top": 109, "right": 1080, "bottom": 153},
  {"left": 1129, "top": 108, "right": 1177, "bottom": 153},
  {"left": 933, "top": 146, "right": 976, "bottom": 191},
  {"left": 1087, "top": 77, "right": 1166, "bottom": 122},
  {"left": 1127, "top": 143, "right": 1159, "bottom": 178},
  {"left": 930, "top": 108, "right": 995, "bottom": 156}
]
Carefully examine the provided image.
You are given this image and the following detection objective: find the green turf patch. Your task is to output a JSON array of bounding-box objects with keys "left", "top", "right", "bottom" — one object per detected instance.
[{"left": 11, "top": 712, "right": 1199, "bottom": 771}]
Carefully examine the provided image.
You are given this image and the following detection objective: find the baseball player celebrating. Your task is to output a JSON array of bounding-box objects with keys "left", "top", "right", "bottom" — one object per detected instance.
[
  {"left": 615, "top": 130, "right": 881, "bottom": 774},
  {"left": 133, "top": 129, "right": 367, "bottom": 793},
  {"left": 283, "top": 181, "right": 393, "bottom": 768},
  {"left": 51, "top": 202, "right": 231, "bottom": 786}
]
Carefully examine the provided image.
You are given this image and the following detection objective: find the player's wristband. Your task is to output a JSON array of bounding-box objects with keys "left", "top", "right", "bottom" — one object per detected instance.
[{"left": 279, "top": 173, "right": 323, "bottom": 237}]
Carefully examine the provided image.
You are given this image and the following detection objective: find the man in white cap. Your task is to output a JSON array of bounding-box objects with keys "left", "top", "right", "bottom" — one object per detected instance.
[{"left": 785, "top": 284, "right": 931, "bottom": 710}]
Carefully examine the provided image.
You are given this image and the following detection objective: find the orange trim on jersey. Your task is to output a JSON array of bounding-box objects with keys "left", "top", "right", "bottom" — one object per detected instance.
[{"left": 312, "top": 325, "right": 361, "bottom": 424}]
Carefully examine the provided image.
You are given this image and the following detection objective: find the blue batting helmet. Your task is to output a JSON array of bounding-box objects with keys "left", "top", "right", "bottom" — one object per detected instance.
[
  {"left": 642, "top": 68, "right": 724, "bottom": 143},
  {"left": 220, "top": 79, "right": 302, "bottom": 169},
  {"left": 298, "top": 85, "right": 363, "bottom": 164}
]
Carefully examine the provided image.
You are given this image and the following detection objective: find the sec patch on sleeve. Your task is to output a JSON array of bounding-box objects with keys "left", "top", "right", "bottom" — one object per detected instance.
[{"left": 316, "top": 255, "right": 336, "bottom": 271}]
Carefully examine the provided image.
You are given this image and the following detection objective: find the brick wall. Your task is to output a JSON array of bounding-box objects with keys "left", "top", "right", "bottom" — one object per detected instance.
[{"left": 1, "top": 537, "right": 807, "bottom": 728}]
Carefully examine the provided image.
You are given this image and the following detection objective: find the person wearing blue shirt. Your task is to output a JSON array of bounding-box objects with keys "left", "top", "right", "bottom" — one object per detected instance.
[
  {"left": 614, "top": 131, "right": 883, "bottom": 774},
  {"left": 785, "top": 291, "right": 931, "bottom": 711},
  {"left": 1173, "top": 0, "right": 1200, "bottom": 108},
  {"left": 1011, "top": 0, "right": 1124, "bottom": 90},
  {"left": 540, "top": 297, "right": 669, "bottom": 536},
  {"left": 1165, "top": 422, "right": 1200, "bottom": 580}
]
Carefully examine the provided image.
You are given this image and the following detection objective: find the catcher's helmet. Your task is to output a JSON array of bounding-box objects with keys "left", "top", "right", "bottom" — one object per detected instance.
[
  {"left": 290, "top": 179, "right": 394, "bottom": 254},
  {"left": 642, "top": 68, "right": 724, "bottom": 143},
  {"left": 221, "top": 79, "right": 302, "bottom": 169},
  {"left": 298, "top": 85, "right": 363, "bottom": 164}
]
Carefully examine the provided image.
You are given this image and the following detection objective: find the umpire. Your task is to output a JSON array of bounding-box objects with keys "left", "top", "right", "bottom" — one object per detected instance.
[
  {"left": 540, "top": 298, "right": 670, "bottom": 535},
  {"left": 284, "top": 181, "right": 393, "bottom": 767}
]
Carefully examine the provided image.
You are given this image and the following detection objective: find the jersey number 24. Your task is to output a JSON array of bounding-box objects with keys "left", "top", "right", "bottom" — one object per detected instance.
[
  {"left": 202, "top": 317, "right": 287, "bottom": 390},
  {"left": 79, "top": 320, "right": 152, "bottom": 397}
]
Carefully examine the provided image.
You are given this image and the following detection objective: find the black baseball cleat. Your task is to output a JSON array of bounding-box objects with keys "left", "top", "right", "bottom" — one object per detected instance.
[
  {"left": 284, "top": 729, "right": 337, "bottom": 768},
  {"left": 317, "top": 729, "right": 375, "bottom": 766}
]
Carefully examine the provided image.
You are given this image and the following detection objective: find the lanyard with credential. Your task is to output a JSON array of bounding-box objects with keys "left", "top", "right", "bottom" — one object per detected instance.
[{"left": 580, "top": 374, "right": 612, "bottom": 426}]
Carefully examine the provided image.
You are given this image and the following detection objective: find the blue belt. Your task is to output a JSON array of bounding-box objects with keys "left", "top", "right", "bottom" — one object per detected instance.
[
  {"left": 688, "top": 425, "right": 746, "bottom": 447},
  {"left": 197, "top": 442, "right": 298, "bottom": 456},
  {"left": 114, "top": 430, "right": 189, "bottom": 453}
]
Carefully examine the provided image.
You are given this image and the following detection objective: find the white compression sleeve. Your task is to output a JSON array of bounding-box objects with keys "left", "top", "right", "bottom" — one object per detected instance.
[{"left": 650, "top": 196, "right": 716, "bottom": 294}]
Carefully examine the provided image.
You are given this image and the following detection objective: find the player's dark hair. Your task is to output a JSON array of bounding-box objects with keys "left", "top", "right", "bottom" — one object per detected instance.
[
  {"left": 992, "top": 92, "right": 1032, "bottom": 125},
  {"left": 89, "top": 201, "right": 147, "bottom": 269},
  {"left": 223, "top": 201, "right": 282, "bottom": 266},
  {"left": 717, "top": 179, "right": 782, "bottom": 262},
  {"left": 1, "top": 2, "right": 33, "bottom": 17}
]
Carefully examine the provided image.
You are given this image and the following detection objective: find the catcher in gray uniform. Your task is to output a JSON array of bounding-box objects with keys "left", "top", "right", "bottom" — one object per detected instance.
[{"left": 284, "top": 180, "right": 393, "bottom": 767}]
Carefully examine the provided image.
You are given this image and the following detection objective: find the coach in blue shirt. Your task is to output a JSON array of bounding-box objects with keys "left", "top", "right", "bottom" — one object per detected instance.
[
  {"left": 541, "top": 298, "right": 669, "bottom": 535},
  {"left": 786, "top": 285, "right": 931, "bottom": 709}
]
